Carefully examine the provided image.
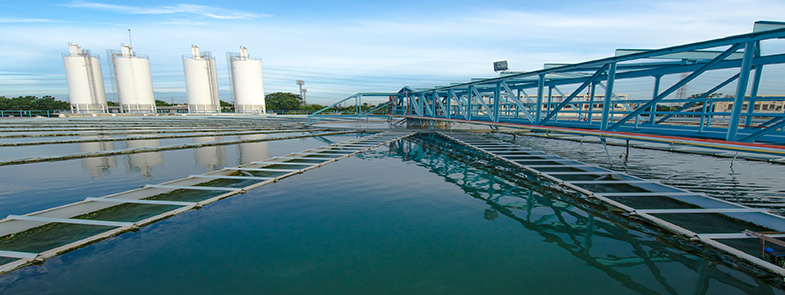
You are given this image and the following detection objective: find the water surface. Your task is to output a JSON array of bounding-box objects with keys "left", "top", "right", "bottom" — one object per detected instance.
[{"left": 0, "top": 134, "right": 781, "bottom": 294}]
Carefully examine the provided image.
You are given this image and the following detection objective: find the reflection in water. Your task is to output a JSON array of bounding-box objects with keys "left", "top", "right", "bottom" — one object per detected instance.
[
  {"left": 489, "top": 133, "right": 785, "bottom": 212},
  {"left": 125, "top": 139, "right": 164, "bottom": 178},
  {"left": 78, "top": 136, "right": 117, "bottom": 179},
  {"left": 312, "top": 136, "right": 335, "bottom": 145},
  {"left": 237, "top": 134, "right": 269, "bottom": 165},
  {"left": 380, "top": 133, "right": 783, "bottom": 295},
  {"left": 193, "top": 137, "right": 225, "bottom": 171}
]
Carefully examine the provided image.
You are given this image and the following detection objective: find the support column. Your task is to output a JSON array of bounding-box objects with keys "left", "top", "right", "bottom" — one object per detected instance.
[
  {"left": 547, "top": 86, "right": 554, "bottom": 121},
  {"left": 600, "top": 62, "right": 617, "bottom": 131},
  {"left": 493, "top": 82, "right": 501, "bottom": 122},
  {"left": 650, "top": 75, "right": 661, "bottom": 125},
  {"left": 536, "top": 74, "right": 545, "bottom": 123},
  {"left": 743, "top": 65, "right": 763, "bottom": 128},
  {"left": 726, "top": 42, "right": 755, "bottom": 141},
  {"left": 587, "top": 82, "right": 596, "bottom": 126},
  {"left": 446, "top": 90, "right": 452, "bottom": 119},
  {"left": 467, "top": 87, "right": 474, "bottom": 121}
]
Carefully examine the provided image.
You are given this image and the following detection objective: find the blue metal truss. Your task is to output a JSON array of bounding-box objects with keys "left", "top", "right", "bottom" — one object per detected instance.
[{"left": 313, "top": 21, "right": 785, "bottom": 145}]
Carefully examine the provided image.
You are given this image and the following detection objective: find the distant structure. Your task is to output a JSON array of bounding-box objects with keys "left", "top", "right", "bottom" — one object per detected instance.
[
  {"left": 183, "top": 45, "right": 220, "bottom": 113},
  {"left": 228, "top": 46, "right": 265, "bottom": 114},
  {"left": 107, "top": 45, "right": 156, "bottom": 113},
  {"left": 62, "top": 43, "right": 107, "bottom": 113},
  {"left": 296, "top": 80, "right": 306, "bottom": 105}
]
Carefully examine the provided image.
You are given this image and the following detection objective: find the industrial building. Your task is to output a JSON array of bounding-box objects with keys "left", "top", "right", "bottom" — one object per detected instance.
[
  {"left": 183, "top": 45, "right": 220, "bottom": 114},
  {"left": 107, "top": 45, "right": 156, "bottom": 114},
  {"left": 62, "top": 44, "right": 107, "bottom": 113},
  {"left": 228, "top": 46, "right": 266, "bottom": 114}
]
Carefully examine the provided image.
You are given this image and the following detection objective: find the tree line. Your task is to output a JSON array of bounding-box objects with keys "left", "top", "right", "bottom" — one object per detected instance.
[
  {"left": 1, "top": 92, "right": 388, "bottom": 114},
  {"left": 0, "top": 96, "right": 70, "bottom": 110},
  {"left": 4, "top": 92, "right": 734, "bottom": 114},
  {"left": 263, "top": 92, "right": 385, "bottom": 114}
]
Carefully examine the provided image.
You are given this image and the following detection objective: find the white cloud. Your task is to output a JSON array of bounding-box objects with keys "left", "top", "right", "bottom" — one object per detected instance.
[
  {"left": 159, "top": 19, "right": 209, "bottom": 26},
  {"left": 60, "top": 1, "right": 267, "bottom": 20},
  {"left": 4, "top": 0, "right": 785, "bottom": 103},
  {"left": 0, "top": 18, "right": 53, "bottom": 24}
]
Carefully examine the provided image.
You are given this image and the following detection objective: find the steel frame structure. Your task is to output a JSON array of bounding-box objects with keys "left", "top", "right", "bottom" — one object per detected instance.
[{"left": 313, "top": 21, "right": 785, "bottom": 145}]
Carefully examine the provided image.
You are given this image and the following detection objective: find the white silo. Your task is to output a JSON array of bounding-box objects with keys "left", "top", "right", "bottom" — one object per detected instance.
[
  {"left": 63, "top": 43, "right": 107, "bottom": 113},
  {"left": 183, "top": 45, "right": 220, "bottom": 113},
  {"left": 228, "top": 46, "right": 265, "bottom": 114},
  {"left": 108, "top": 45, "right": 156, "bottom": 113}
]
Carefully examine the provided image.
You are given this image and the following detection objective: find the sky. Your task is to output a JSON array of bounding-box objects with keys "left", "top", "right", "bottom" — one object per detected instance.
[{"left": 0, "top": 0, "right": 784, "bottom": 106}]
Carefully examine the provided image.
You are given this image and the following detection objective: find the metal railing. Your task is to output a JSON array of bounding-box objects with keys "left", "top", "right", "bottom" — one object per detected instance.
[{"left": 0, "top": 110, "right": 64, "bottom": 118}]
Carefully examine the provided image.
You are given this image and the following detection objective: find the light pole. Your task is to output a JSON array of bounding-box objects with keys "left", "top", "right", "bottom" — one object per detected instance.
[
  {"left": 296, "top": 80, "right": 305, "bottom": 105},
  {"left": 302, "top": 89, "right": 307, "bottom": 105}
]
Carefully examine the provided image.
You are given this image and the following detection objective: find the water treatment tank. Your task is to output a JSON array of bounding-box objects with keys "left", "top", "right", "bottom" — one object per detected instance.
[
  {"left": 183, "top": 45, "right": 220, "bottom": 113},
  {"left": 108, "top": 45, "right": 156, "bottom": 113},
  {"left": 63, "top": 43, "right": 107, "bottom": 113},
  {"left": 228, "top": 46, "right": 265, "bottom": 114}
]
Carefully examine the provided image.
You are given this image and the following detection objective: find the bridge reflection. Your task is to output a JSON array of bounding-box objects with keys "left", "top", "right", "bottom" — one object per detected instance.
[{"left": 377, "top": 133, "right": 781, "bottom": 294}]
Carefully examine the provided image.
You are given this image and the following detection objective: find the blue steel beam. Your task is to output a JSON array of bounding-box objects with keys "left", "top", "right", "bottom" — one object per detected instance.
[
  {"left": 363, "top": 101, "right": 390, "bottom": 116},
  {"left": 449, "top": 90, "right": 468, "bottom": 120},
  {"left": 649, "top": 75, "right": 662, "bottom": 124},
  {"left": 600, "top": 62, "right": 617, "bottom": 131},
  {"left": 551, "top": 86, "right": 581, "bottom": 120},
  {"left": 739, "top": 119, "right": 785, "bottom": 142},
  {"left": 430, "top": 93, "right": 437, "bottom": 116},
  {"left": 726, "top": 41, "right": 757, "bottom": 141},
  {"left": 493, "top": 82, "right": 501, "bottom": 122},
  {"left": 329, "top": 23, "right": 785, "bottom": 144},
  {"left": 404, "top": 27, "right": 785, "bottom": 94},
  {"left": 596, "top": 82, "right": 643, "bottom": 121},
  {"left": 587, "top": 83, "right": 596, "bottom": 126},
  {"left": 607, "top": 43, "right": 744, "bottom": 131},
  {"left": 501, "top": 81, "right": 534, "bottom": 122},
  {"left": 744, "top": 65, "right": 764, "bottom": 128},
  {"left": 540, "top": 64, "right": 608, "bottom": 125},
  {"left": 472, "top": 86, "right": 495, "bottom": 122},
  {"left": 445, "top": 90, "right": 451, "bottom": 119},
  {"left": 744, "top": 43, "right": 764, "bottom": 128},
  {"left": 656, "top": 73, "right": 740, "bottom": 124},
  {"left": 434, "top": 92, "right": 446, "bottom": 117},
  {"left": 466, "top": 88, "right": 474, "bottom": 120},
  {"left": 499, "top": 53, "right": 785, "bottom": 93},
  {"left": 536, "top": 75, "right": 545, "bottom": 123}
]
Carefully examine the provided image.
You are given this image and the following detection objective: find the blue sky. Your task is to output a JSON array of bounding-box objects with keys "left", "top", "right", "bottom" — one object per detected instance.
[{"left": 1, "top": 0, "right": 784, "bottom": 105}]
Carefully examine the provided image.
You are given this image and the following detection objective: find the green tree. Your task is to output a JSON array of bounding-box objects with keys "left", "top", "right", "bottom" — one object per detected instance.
[
  {"left": 683, "top": 93, "right": 723, "bottom": 108},
  {"left": 155, "top": 100, "right": 171, "bottom": 106},
  {"left": 265, "top": 92, "right": 302, "bottom": 110},
  {"left": 219, "top": 100, "right": 232, "bottom": 107},
  {"left": 299, "top": 104, "right": 326, "bottom": 112},
  {"left": 0, "top": 96, "right": 69, "bottom": 110}
]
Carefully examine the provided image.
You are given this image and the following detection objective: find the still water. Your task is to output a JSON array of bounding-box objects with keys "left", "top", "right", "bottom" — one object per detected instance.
[
  {"left": 0, "top": 133, "right": 367, "bottom": 217},
  {"left": 0, "top": 133, "right": 782, "bottom": 294},
  {"left": 488, "top": 133, "right": 785, "bottom": 213}
]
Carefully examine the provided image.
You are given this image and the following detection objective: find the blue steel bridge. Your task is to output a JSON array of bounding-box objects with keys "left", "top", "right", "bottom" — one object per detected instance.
[{"left": 310, "top": 21, "right": 785, "bottom": 152}]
